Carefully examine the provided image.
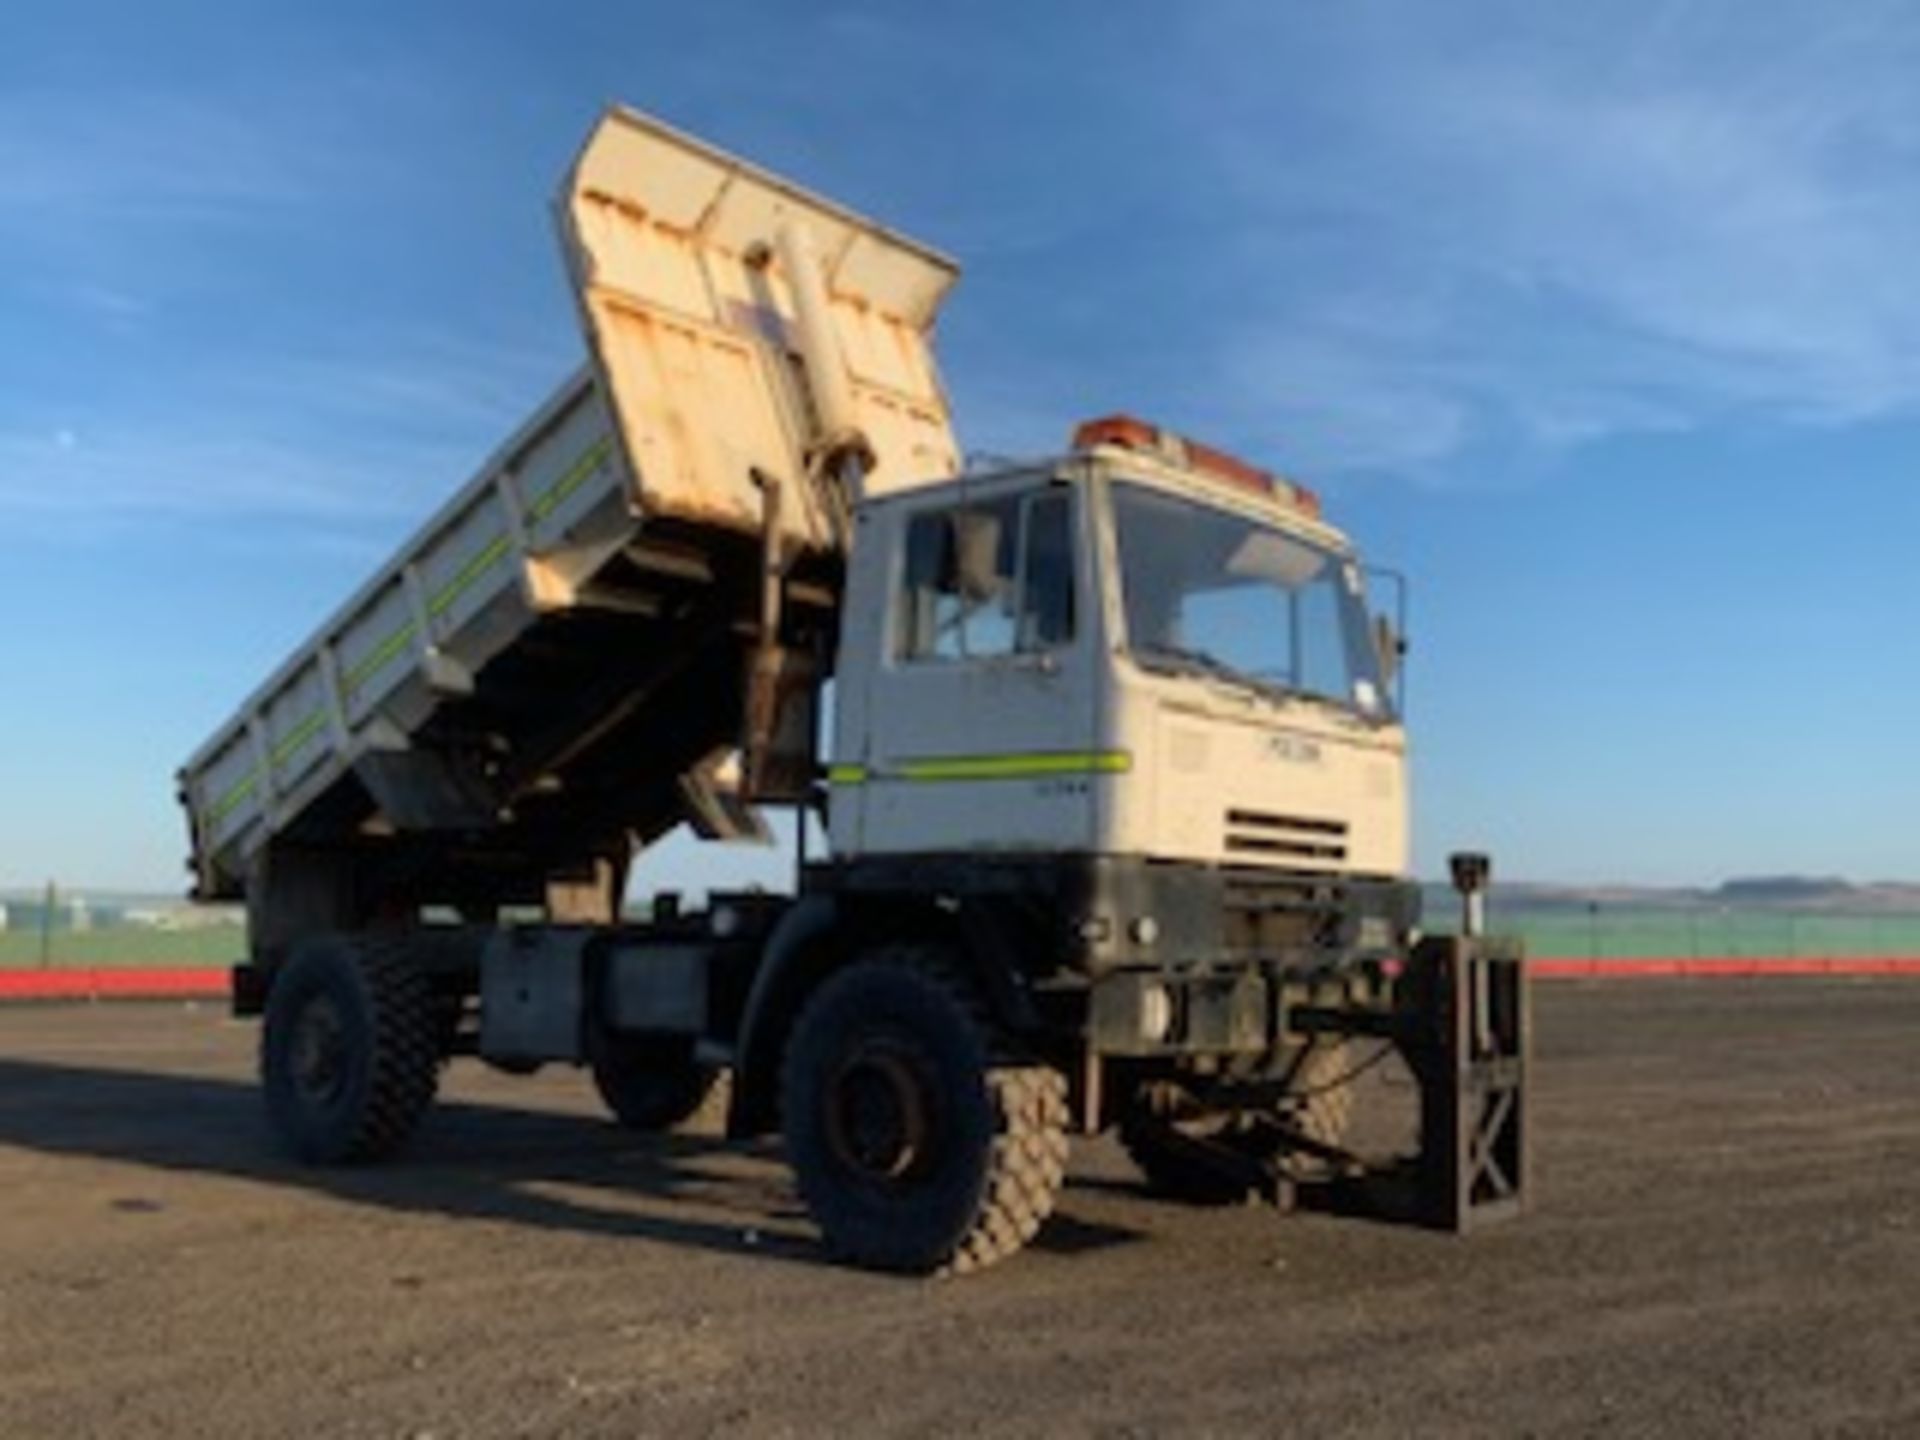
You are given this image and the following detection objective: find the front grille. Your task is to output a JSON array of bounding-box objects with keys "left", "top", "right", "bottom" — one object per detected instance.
[
  {"left": 1224, "top": 807, "right": 1349, "bottom": 869},
  {"left": 1220, "top": 866, "right": 1350, "bottom": 953}
]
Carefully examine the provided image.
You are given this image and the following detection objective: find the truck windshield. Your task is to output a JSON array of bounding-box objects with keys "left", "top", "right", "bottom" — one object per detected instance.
[{"left": 1110, "top": 480, "right": 1392, "bottom": 720}]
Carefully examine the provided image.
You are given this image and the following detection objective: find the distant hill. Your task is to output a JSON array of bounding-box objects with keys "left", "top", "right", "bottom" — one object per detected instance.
[{"left": 1712, "top": 876, "right": 1855, "bottom": 906}]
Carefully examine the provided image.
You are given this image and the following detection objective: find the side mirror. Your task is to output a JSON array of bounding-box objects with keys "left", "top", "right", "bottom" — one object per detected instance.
[{"left": 1373, "top": 613, "right": 1405, "bottom": 689}]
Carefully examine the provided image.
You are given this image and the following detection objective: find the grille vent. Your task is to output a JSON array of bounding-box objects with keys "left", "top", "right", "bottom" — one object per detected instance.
[{"left": 1224, "top": 807, "right": 1348, "bottom": 869}]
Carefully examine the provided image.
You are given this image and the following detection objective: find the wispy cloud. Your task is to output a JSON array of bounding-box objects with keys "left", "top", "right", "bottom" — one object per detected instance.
[
  {"left": 0, "top": 425, "right": 444, "bottom": 525},
  {"left": 0, "top": 90, "right": 318, "bottom": 227},
  {"left": 67, "top": 283, "right": 153, "bottom": 322},
  {"left": 1178, "top": 1, "right": 1920, "bottom": 476},
  {"left": 0, "top": 314, "right": 579, "bottom": 543},
  {"left": 0, "top": 66, "right": 580, "bottom": 533},
  {"left": 227, "top": 327, "right": 578, "bottom": 436}
]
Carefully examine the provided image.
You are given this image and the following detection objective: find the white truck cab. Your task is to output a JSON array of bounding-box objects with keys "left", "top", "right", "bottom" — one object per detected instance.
[{"left": 833, "top": 423, "right": 1407, "bottom": 881}]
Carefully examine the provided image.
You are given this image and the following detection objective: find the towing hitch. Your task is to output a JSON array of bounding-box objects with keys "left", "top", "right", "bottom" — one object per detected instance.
[{"left": 1283, "top": 933, "right": 1531, "bottom": 1230}]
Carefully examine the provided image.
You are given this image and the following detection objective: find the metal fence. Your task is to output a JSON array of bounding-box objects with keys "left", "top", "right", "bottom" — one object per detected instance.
[
  {"left": 0, "top": 886, "right": 244, "bottom": 970},
  {"left": 9, "top": 886, "right": 1920, "bottom": 970},
  {"left": 1462, "top": 905, "right": 1920, "bottom": 961}
]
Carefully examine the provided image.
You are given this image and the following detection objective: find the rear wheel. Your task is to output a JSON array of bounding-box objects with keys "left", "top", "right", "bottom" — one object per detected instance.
[
  {"left": 1120, "top": 1040, "right": 1354, "bottom": 1203},
  {"left": 261, "top": 937, "right": 440, "bottom": 1164},
  {"left": 589, "top": 1034, "right": 722, "bottom": 1132},
  {"left": 781, "top": 949, "right": 1068, "bottom": 1275}
]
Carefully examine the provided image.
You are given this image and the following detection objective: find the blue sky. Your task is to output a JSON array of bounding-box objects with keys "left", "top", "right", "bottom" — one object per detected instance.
[{"left": 4, "top": 0, "right": 1919, "bottom": 892}]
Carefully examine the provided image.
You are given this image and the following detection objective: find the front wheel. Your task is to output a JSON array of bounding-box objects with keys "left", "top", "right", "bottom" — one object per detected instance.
[{"left": 780, "top": 949, "right": 1068, "bottom": 1275}]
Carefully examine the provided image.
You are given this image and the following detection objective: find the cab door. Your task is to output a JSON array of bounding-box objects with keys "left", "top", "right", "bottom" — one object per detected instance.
[{"left": 833, "top": 477, "right": 1099, "bottom": 858}]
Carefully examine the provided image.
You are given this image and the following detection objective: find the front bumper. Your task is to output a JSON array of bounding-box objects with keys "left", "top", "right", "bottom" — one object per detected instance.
[
  {"left": 1071, "top": 855, "right": 1418, "bottom": 970},
  {"left": 1071, "top": 857, "right": 1418, "bottom": 1057}
]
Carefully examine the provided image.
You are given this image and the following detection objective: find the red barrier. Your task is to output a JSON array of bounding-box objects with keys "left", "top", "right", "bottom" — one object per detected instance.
[
  {"left": 1529, "top": 956, "right": 1920, "bottom": 979},
  {"left": 0, "top": 968, "right": 230, "bottom": 1002},
  {"left": 5, "top": 957, "right": 1920, "bottom": 1005}
]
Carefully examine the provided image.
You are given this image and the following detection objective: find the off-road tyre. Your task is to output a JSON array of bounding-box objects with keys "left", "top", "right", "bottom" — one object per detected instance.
[
  {"left": 1285, "top": 1039, "right": 1356, "bottom": 1149},
  {"left": 1120, "top": 1040, "right": 1355, "bottom": 1204},
  {"left": 261, "top": 936, "right": 440, "bottom": 1164},
  {"left": 780, "top": 948, "right": 1068, "bottom": 1276},
  {"left": 589, "top": 1034, "right": 723, "bottom": 1132}
]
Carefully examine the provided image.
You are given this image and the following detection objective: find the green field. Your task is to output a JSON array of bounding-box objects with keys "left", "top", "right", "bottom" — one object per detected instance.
[
  {"left": 8, "top": 903, "right": 1920, "bottom": 970},
  {"left": 0, "top": 925, "right": 247, "bottom": 970}
]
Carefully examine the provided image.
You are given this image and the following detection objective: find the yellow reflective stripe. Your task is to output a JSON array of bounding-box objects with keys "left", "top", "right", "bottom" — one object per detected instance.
[{"left": 846, "top": 750, "right": 1131, "bottom": 783}]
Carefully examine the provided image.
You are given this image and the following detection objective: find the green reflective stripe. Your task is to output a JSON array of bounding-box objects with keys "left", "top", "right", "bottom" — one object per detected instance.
[
  {"left": 897, "top": 751, "right": 1131, "bottom": 781},
  {"left": 343, "top": 621, "right": 419, "bottom": 692},
  {"left": 825, "top": 764, "right": 869, "bottom": 785},
  {"left": 429, "top": 534, "right": 511, "bottom": 617},
  {"left": 269, "top": 710, "right": 327, "bottom": 769},
  {"left": 210, "top": 708, "right": 323, "bottom": 825},
  {"left": 337, "top": 435, "right": 613, "bottom": 696},
  {"left": 528, "top": 435, "right": 613, "bottom": 523},
  {"left": 849, "top": 750, "right": 1131, "bottom": 784},
  {"left": 208, "top": 772, "right": 259, "bottom": 823},
  {"left": 209, "top": 713, "right": 324, "bottom": 828}
]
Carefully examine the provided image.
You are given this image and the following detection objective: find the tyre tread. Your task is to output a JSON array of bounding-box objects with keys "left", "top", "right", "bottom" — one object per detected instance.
[
  {"left": 782, "top": 945, "right": 1068, "bottom": 1276},
  {"left": 262, "top": 935, "right": 440, "bottom": 1164},
  {"left": 338, "top": 938, "right": 441, "bottom": 1161}
]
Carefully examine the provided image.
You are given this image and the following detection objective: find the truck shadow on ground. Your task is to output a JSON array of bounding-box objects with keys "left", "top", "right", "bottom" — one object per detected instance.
[{"left": 0, "top": 1055, "right": 1144, "bottom": 1270}]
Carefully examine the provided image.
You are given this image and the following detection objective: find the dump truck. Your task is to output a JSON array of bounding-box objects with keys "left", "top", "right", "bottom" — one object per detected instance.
[{"left": 179, "top": 106, "right": 1528, "bottom": 1274}]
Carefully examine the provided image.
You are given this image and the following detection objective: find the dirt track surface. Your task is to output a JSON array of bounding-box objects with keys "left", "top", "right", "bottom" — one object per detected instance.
[{"left": 3, "top": 981, "right": 1918, "bottom": 1438}]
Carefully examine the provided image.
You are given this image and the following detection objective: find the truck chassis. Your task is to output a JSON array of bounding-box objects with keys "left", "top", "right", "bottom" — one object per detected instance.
[{"left": 237, "top": 857, "right": 1527, "bottom": 1271}]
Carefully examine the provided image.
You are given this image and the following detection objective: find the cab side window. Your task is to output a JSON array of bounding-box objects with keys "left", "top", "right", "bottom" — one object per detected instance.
[{"left": 895, "top": 488, "right": 1076, "bottom": 663}]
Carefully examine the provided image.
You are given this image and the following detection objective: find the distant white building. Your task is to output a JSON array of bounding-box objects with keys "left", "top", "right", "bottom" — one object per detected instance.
[{"left": 0, "top": 902, "right": 9, "bottom": 932}]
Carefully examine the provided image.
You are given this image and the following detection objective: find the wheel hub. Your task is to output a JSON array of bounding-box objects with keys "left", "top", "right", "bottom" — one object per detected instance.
[
  {"left": 289, "top": 995, "right": 349, "bottom": 1105},
  {"left": 826, "top": 1042, "right": 936, "bottom": 1184}
]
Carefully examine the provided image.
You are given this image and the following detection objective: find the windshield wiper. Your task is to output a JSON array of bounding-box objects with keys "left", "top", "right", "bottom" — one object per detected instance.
[
  {"left": 1131, "top": 640, "right": 1227, "bottom": 679},
  {"left": 1133, "top": 643, "right": 1325, "bottom": 710},
  {"left": 1132, "top": 642, "right": 1281, "bottom": 696}
]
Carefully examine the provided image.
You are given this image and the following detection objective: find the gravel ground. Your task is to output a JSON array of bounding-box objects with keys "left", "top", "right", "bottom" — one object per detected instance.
[{"left": 2, "top": 980, "right": 1918, "bottom": 1438}]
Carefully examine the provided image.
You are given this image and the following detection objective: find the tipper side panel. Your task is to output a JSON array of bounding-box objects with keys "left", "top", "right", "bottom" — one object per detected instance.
[{"left": 181, "top": 375, "right": 629, "bottom": 898}]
